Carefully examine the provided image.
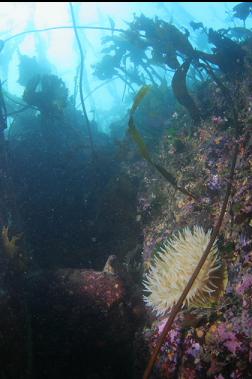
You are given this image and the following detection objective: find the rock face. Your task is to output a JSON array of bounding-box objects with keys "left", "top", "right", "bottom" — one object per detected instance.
[
  {"left": 0, "top": 269, "right": 28, "bottom": 379},
  {"left": 0, "top": 268, "right": 140, "bottom": 379}
]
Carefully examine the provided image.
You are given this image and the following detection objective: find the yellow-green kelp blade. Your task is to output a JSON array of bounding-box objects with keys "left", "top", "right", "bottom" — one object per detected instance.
[
  {"left": 130, "top": 85, "right": 151, "bottom": 116},
  {"left": 128, "top": 116, "right": 152, "bottom": 162}
]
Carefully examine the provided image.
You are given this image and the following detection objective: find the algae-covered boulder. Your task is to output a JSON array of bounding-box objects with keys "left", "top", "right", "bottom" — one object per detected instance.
[{"left": 0, "top": 266, "right": 143, "bottom": 379}]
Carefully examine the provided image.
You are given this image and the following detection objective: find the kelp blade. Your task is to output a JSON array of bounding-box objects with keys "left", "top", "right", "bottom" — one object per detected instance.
[
  {"left": 153, "top": 163, "right": 177, "bottom": 187},
  {"left": 172, "top": 59, "right": 201, "bottom": 124},
  {"left": 128, "top": 86, "right": 178, "bottom": 189},
  {"left": 128, "top": 116, "right": 152, "bottom": 162},
  {"left": 130, "top": 85, "right": 151, "bottom": 116}
]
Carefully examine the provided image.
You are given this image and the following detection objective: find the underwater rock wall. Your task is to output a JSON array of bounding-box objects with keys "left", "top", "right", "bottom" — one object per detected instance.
[
  {"left": 1, "top": 6, "right": 252, "bottom": 378},
  {"left": 135, "top": 75, "right": 252, "bottom": 378}
]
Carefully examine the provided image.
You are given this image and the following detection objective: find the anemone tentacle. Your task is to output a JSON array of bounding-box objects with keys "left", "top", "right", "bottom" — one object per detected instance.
[{"left": 143, "top": 226, "right": 227, "bottom": 316}]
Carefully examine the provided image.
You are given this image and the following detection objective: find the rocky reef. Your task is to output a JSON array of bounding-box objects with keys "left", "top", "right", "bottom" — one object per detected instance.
[
  {"left": 1, "top": 4, "right": 252, "bottom": 379},
  {"left": 134, "top": 74, "right": 252, "bottom": 378}
]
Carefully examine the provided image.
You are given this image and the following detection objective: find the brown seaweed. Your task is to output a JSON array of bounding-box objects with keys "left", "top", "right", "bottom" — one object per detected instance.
[
  {"left": 128, "top": 86, "right": 197, "bottom": 199},
  {"left": 172, "top": 59, "right": 201, "bottom": 124}
]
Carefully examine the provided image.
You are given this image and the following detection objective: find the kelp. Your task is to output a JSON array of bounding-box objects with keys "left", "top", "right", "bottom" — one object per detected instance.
[
  {"left": 207, "top": 28, "right": 246, "bottom": 73},
  {"left": 128, "top": 117, "right": 151, "bottom": 162},
  {"left": 18, "top": 54, "right": 50, "bottom": 87},
  {"left": 93, "top": 13, "right": 252, "bottom": 126},
  {"left": 128, "top": 86, "right": 197, "bottom": 199},
  {"left": 23, "top": 74, "right": 68, "bottom": 116},
  {"left": 172, "top": 59, "right": 201, "bottom": 124},
  {"left": 69, "top": 2, "right": 95, "bottom": 157},
  {"left": 221, "top": 27, "right": 252, "bottom": 41},
  {"left": 129, "top": 85, "right": 151, "bottom": 116},
  {"left": 190, "top": 21, "right": 205, "bottom": 32},
  {"left": 0, "top": 80, "right": 7, "bottom": 131},
  {"left": 232, "top": 2, "right": 252, "bottom": 23}
]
